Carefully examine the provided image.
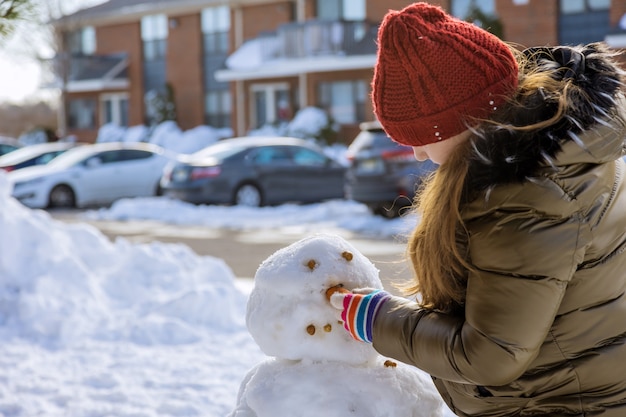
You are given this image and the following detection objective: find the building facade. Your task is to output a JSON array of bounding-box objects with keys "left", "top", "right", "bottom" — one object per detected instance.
[{"left": 54, "top": 0, "right": 626, "bottom": 143}]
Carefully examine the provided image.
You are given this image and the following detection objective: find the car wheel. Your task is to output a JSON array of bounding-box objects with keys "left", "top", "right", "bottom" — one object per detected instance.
[
  {"left": 48, "top": 185, "right": 76, "bottom": 208},
  {"left": 234, "top": 183, "right": 263, "bottom": 207}
]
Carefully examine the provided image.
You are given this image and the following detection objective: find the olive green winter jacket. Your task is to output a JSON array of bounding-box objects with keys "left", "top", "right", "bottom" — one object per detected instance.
[{"left": 372, "top": 45, "right": 626, "bottom": 416}]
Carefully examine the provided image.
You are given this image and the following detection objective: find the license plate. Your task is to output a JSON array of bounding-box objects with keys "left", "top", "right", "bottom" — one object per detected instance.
[
  {"left": 355, "top": 158, "right": 384, "bottom": 174},
  {"left": 172, "top": 168, "right": 190, "bottom": 182}
]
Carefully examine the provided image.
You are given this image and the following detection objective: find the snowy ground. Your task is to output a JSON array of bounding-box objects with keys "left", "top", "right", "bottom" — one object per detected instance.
[
  {"left": 85, "top": 195, "right": 418, "bottom": 240},
  {"left": 2, "top": 111, "right": 456, "bottom": 416},
  {"left": 0, "top": 171, "right": 456, "bottom": 417},
  {"left": 0, "top": 172, "right": 265, "bottom": 417}
]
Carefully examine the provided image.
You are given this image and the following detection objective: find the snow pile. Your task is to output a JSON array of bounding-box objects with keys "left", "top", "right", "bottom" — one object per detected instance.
[
  {"left": 231, "top": 234, "right": 449, "bottom": 417},
  {"left": 87, "top": 195, "right": 417, "bottom": 238},
  {"left": 0, "top": 174, "right": 245, "bottom": 346},
  {"left": 94, "top": 106, "right": 342, "bottom": 160},
  {"left": 286, "top": 106, "right": 335, "bottom": 140},
  {"left": 225, "top": 36, "right": 280, "bottom": 70},
  {"left": 0, "top": 171, "right": 453, "bottom": 416},
  {"left": 0, "top": 172, "right": 266, "bottom": 415},
  {"left": 95, "top": 121, "right": 233, "bottom": 154}
]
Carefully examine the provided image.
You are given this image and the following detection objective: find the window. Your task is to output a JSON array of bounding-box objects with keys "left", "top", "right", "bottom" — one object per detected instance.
[
  {"left": 101, "top": 93, "right": 129, "bottom": 127},
  {"left": 142, "top": 14, "right": 168, "bottom": 112},
  {"left": 141, "top": 14, "right": 168, "bottom": 61},
  {"left": 88, "top": 150, "right": 153, "bottom": 166},
  {"left": 68, "top": 98, "right": 97, "bottom": 129},
  {"left": 560, "top": 0, "right": 609, "bottom": 14},
  {"left": 318, "top": 80, "right": 366, "bottom": 124},
  {"left": 202, "top": 6, "right": 231, "bottom": 128},
  {"left": 316, "top": 0, "right": 365, "bottom": 20},
  {"left": 68, "top": 26, "right": 96, "bottom": 56},
  {"left": 558, "top": 0, "right": 610, "bottom": 44},
  {"left": 202, "top": 6, "right": 230, "bottom": 54},
  {"left": 252, "top": 147, "right": 292, "bottom": 165},
  {"left": 205, "top": 90, "right": 231, "bottom": 128},
  {"left": 292, "top": 148, "right": 326, "bottom": 167},
  {"left": 250, "top": 83, "right": 294, "bottom": 128},
  {"left": 118, "top": 150, "right": 153, "bottom": 161},
  {"left": 451, "top": 0, "right": 495, "bottom": 19}
]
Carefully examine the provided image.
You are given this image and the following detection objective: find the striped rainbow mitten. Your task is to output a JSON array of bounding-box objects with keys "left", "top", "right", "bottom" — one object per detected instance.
[{"left": 332, "top": 289, "right": 391, "bottom": 343}]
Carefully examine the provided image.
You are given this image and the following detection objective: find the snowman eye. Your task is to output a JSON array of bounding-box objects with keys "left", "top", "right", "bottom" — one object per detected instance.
[
  {"left": 306, "top": 324, "right": 316, "bottom": 335},
  {"left": 306, "top": 259, "right": 317, "bottom": 270},
  {"left": 341, "top": 251, "right": 353, "bottom": 261}
]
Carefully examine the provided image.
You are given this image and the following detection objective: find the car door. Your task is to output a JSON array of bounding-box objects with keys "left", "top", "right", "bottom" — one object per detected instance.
[
  {"left": 288, "top": 146, "right": 346, "bottom": 202},
  {"left": 114, "top": 149, "right": 163, "bottom": 197},
  {"left": 249, "top": 146, "right": 297, "bottom": 204},
  {"left": 78, "top": 150, "right": 128, "bottom": 204}
]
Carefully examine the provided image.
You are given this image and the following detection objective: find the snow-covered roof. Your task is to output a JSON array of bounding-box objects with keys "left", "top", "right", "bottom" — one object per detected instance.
[
  {"left": 55, "top": 0, "right": 193, "bottom": 27},
  {"left": 54, "top": 0, "right": 272, "bottom": 28},
  {"left": 215, "top": 24, "right": 379, "bottom": 81}
]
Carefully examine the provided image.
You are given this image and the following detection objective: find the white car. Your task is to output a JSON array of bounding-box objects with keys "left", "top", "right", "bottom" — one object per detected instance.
[{"left": 9, "top": 142, "right": 180, "bottom": 209}]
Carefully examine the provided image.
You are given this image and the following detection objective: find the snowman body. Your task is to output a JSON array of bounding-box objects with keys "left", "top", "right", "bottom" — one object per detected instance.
[{"left": 230, "top": 234, "right": 447, "bottom": 417}]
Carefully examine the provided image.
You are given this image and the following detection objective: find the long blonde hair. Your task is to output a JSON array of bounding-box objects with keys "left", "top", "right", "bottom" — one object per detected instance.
[
  {"left": 401, "top": 47, "right": 589, "bottom": 312},
  {"left": 401, "top": 141, "right": 472, "bottom": 313}
]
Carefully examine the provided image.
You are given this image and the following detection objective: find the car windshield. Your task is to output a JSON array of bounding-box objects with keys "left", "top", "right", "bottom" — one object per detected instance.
[
  {"left": 0, "top": 146, "right": 53, "bottom": 164},
  {"left": 47, "top": 146, "right": 102, "bottom": 168},
  {"left": 349, "top": 130, "right": 405, "bottom": 153}
]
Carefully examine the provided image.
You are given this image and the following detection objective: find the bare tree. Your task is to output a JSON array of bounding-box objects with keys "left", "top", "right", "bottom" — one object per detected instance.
[
  {"left": 0, "top": 0, "right": 34, "bottom": 38},
  {"left": 0, "top": 0, "right": 102, "bottom": 136}
]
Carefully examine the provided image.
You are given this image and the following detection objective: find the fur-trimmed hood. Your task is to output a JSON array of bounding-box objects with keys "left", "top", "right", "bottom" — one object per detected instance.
[{"left": 466, "top": 42, "right": 626, "bottom": 194}]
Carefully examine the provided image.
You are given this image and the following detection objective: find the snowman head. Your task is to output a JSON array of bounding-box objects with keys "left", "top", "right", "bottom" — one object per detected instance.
[{"left": 246, "top": 234, "right": 383, "bottom": 364}]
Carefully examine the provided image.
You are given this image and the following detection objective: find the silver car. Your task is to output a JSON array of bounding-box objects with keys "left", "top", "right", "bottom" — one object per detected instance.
[{"left": 9, "top": 142, "right": 180, "bottom": 209}]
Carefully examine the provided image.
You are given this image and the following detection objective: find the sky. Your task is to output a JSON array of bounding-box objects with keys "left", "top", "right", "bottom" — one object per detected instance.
[
  {"left": 0, "top": 163, "right": 455, "bottom": 417},
  {"left": 0, "top": 0, "right": 105, "bottom": 103}
]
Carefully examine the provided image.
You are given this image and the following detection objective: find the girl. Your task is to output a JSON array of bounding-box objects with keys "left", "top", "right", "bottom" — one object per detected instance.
[{"left": 329, "top": 2, "right": 626, "bottom": 416}]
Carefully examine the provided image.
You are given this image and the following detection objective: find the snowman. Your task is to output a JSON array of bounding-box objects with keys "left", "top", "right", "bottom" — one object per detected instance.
[{"left": 229, "top": 233, "right": 449, "bottom": 417}]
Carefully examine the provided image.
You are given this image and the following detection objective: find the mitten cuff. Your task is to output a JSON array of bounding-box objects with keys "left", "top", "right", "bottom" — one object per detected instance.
[{"left": 342, "top": 290, "right": 391, "bottom": 343}]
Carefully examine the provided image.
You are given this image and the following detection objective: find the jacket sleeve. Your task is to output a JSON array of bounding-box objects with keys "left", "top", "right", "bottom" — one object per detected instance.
[{"left": 372, "top": 207, "right": 586, "bottom": 386}]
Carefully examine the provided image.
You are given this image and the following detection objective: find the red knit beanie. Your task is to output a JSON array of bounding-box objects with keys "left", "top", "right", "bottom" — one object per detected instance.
[{"left": 372, "top": 2, "right": 519, "bottom": 147}]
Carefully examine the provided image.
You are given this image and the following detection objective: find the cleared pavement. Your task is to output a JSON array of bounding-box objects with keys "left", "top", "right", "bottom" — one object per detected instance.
[{"left": 50, "top": 210, "right": 412, "bottom": 295}]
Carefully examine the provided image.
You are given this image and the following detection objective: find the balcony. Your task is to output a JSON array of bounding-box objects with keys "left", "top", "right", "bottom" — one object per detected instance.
[
  {"left": 49, "top": 53, "right": 130, "bottom": 93},
  {"left": 264, "top": 19, "right": 375, "bottom": 60},
  {"left": 216, "top": 20, "right": 378, "bottom": 81}
]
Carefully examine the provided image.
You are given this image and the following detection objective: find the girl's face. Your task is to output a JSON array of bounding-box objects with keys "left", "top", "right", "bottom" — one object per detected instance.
[{"left": 412, "top": 129, "right": 470, "bottom": 165}]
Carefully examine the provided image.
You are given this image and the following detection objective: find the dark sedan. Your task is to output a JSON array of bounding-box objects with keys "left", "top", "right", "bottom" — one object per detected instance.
[
  {"left": 345, "top": 121, "right": 437, "bottom": 218},
  {"left": 160, "top": 136, "right": 347, "bottom": 207}
]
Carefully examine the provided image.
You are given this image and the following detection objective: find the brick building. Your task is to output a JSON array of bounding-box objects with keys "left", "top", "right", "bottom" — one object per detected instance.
[{"left": 53, "top": 0, "right": 625, "bottom": 143}]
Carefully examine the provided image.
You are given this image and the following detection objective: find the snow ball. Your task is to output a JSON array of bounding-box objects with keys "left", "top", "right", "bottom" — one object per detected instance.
[{"left": 246, "top": 234, "right": 382, "bottom": 364}]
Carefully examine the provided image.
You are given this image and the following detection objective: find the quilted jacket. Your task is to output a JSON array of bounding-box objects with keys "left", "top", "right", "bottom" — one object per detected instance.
[{"left": 372, "top": 44, "right": 626, "bottom": 416}]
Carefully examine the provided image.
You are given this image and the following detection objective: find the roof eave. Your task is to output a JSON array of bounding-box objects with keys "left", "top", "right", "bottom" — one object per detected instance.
[{"left": 53, "top": 0, "right": 293, "bottom": 29}]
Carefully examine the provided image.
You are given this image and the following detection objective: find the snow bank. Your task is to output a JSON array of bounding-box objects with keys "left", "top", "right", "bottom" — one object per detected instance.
[{"left": 0, "top": 173, "right": 245, "bottom": 346}]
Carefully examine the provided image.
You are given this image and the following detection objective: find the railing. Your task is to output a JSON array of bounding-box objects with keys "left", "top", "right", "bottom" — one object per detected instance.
[
  {"left": 67, "top": 53, "right": 128, "bottom": 81},
  {"left": 257, "top": 20, "right": 374, "bottom": 62}
]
